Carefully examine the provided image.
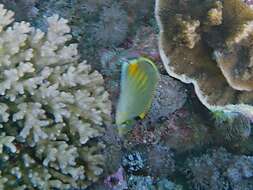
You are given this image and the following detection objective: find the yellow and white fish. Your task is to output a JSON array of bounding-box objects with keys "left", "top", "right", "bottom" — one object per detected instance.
[{"left": 116, "top": 57, "right": 159, "bottom": 133}]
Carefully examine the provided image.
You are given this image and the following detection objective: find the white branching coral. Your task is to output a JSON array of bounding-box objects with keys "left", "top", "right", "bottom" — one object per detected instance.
[
  {"left": 0, "top": 133, "right": 16, "bottom": 153},
  {"left": 0, "top": 4, "right": 111, "bottom": 189}
]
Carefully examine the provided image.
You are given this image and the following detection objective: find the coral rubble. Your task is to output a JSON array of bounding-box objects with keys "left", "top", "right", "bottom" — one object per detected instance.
[
  {"left": 127, "top": 175, "right": 154, "bottom": 190},
  {"left": 127, "top": 175, "right": 182, "bottom": 190},
  {"left": 0, "top": 4, "right": 111, "bottom": 189},
  {"left": 156, "top": 0, "right": 253, "bottom": 116},
  {"left": 104, "top": 167, "right": 128, "bottom": 190}
]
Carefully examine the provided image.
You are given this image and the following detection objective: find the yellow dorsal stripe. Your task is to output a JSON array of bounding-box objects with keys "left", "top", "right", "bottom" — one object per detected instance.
[
  {"left": 136, "top": 72, "right": 147, "bottom": 90},
  {"left": 128, "top": 61, "right": 138, "bottom": 76},
  {"left": 135, "top": 70, "right": 145, "bottom": 84},
  {"left": 138, "top": 74, "right": 148, "bottom": 91}
]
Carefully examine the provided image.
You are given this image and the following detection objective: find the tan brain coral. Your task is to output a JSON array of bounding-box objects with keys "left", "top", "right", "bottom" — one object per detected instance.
[{"left": 156, "top": 0, "right": 253, "bottom": 116}]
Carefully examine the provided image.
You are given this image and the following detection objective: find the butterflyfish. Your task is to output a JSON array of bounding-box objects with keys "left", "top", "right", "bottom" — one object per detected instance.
[{"left": 116, "top": 57, "right": 160, "bottom": 127}]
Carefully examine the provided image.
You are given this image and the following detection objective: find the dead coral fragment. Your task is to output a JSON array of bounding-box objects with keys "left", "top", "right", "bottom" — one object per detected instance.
[{"left": 156, "top": 0, "right": 253, "bottom": 113}]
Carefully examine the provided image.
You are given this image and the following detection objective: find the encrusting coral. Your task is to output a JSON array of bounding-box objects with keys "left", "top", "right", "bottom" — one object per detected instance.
[
  {"left": 0, "top": 0, "right": 38, "bottom": 22},
  {"left": 213, "top": 110, "right": 251, "bottom": 141},
  {"left": 155, "top": 0, "right": 253, "bottom": 117},
  {"left": 148, "top": 74, "right": 187, "bottom": 122},
  {"left": 93, "top": 2, "right": 128, "bottom": 47},
  {"left": 184, "top": 148, "right": 253, "bottom": 190},
  {"left": 0, "top": 4, "right": 111, "bottom": 189}
]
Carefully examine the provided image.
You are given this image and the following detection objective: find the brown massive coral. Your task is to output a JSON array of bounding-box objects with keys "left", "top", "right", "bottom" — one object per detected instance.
[{"left": 156, "top": 0, "right": 253, "bottom": 115}]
